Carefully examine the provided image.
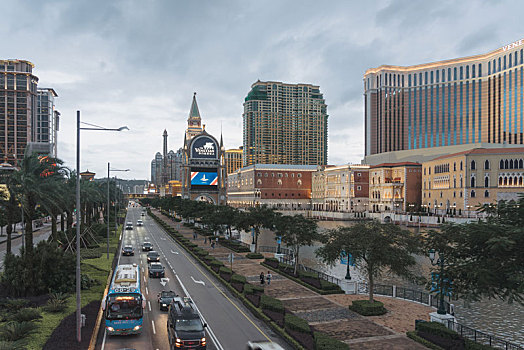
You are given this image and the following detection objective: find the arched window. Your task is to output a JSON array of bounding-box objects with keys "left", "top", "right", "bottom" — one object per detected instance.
[
  {"left": 485, "top": 176, "right": 489, "bottom": 188},
  {"left": 505, "top": 159, "right": 509, "bottom": 169},
  {"left": 460, "top": 161, "right": 463, "bottom": 171},
  {"left": 500, "top": 160, "right": 504, "bottom": 169},
  {"left": 454, "top": 177, "right": 457, "bottom": 188},
  {"left": 519, "top": 159, "right": 523, "bottom": 169},
  {"left": 499, "top": 177, "right": 503, "bottom": 186},
  {"left": 485, "top": 160, "right": 490, "bottom": 170},
  {"left": 510, "top": 159, "right": 514, "bottom": 169},
  {"left": 484, "top": 190, "right": 489, "bottom": 198},
  {"left": 454, "top": 162, "right": 456, "bottom": 171},
  {"left": 471, "top": 177, "right": 475, "bottom": 188},
  {"left": 471, "top": 160, "right": 476, "bottom": 170},
  {"left": 471, "top": 190, "right": 476, "bottom": 198},
  {"left": 519, "top": 177, "right": 523, "bottom": 186},
  {"left": 504, "top": 177, "right": 508, "bottom": 186},
  {"left": 509, "top": 177, "right": 513, "bottom": 186}
]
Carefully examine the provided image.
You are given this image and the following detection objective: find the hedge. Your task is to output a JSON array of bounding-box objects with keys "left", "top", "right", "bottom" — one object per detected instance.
[
  {"left": 219, "top": 267, "right": 232, "bottom": 275},
  {"left": 314, "top": 332, "right": 350, "bottom": 350},
  {"left": 264, "top": 257, "right": 279, "bottom": 268},
  {"left": 416, "top": 321, "right": 462, "bottom": 340},
  {"left": 284, "top": 314, "right": 310, "bottom": 334},
  {"left": 246, "top": 252, "right": 264, "bottom": 259},
  {"left": 231, "top": 274, "right": 247, "bottom": 285},
  {"left": 209, "top": 260, "right": 225, "bottom": 269},
  {"left": 407, "top": 331, "right": 444, "bottom": 350},
  {"left": 349, "top": 300, "right": 387, "bottom": 316},
  {"left": 260, "top": 294, "right": 284, "bottom": 313},
  {"left": 243, "top": 283, "right": 264, "bottom": 295}
]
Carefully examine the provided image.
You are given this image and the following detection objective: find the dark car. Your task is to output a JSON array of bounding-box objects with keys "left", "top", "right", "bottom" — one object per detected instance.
[
  {"left": 125, "top": 222, "right": 133, "bottom": 230},
  {"left": 122, "top": 245, "right": 134, "bottom": 256},
  {"left": 147, "top": 251, "right": 160, "bottom": 263},
  {"left": 149, "top": 263, "right": 165, "bottom": 278},
  {"left": 142, "top": 242, "right": 153, "bottom": 251},
  {"left": 158, "top": 290, "right": 178, "bottom": 311},
  {"left": 168, "top": 297, "right": 206, "bottom": 349}
]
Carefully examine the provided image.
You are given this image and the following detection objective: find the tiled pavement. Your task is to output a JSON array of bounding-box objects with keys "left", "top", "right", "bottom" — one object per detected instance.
[{"left": 154, "top": 210, "right": 427, "bottom": 349}]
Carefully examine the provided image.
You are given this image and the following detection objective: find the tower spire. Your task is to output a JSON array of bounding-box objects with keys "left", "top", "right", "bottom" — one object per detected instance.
[{"left": 185, "top": 92, "right": 203, "bottom": 140}]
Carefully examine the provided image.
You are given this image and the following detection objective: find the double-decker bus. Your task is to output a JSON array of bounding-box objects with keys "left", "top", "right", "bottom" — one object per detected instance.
[{"left": 102, "top": 264, "right": 145, "bottom": 335}]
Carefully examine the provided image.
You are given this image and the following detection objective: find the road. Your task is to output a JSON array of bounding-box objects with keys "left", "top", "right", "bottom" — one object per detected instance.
[
  {"left": 0, "top": 224, "right": 52, "bottom": 270},
  {"left": 100, "top": 206, "right": 289, "bottom": 350}
]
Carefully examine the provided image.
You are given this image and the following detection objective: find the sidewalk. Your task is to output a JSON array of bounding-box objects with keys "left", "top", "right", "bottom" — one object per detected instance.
[{"left": 154, "top": 210, "right": 429, "bottom": 350}]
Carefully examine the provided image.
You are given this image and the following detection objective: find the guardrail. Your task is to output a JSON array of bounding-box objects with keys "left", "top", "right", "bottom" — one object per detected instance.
[
  {"left": 259, "top": 245, "right": 294, "bottom": 257},
  {"left": 276, "top": 254, "right": 342, "bottom": 286},
  {"left": 446, "top": 319, "right": 523, "bottom": 350}
]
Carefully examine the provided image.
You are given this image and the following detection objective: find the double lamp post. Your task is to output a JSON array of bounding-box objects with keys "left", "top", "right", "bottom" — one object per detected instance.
[
  {"left": 75, "top": 111, "right": 128, "bottom": 343},
  {"left": 106, "top": 163, "right": 129, "bottom": 259}
]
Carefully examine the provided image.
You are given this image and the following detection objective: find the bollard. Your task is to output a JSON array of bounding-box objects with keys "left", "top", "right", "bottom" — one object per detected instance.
[{"left": 81, "top": 314, "right": 86, "bottom": 327}]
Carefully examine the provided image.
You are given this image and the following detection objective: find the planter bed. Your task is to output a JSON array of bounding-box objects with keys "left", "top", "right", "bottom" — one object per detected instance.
[{"left": 262, "top": 308, "right": 285, "bottom": 327}]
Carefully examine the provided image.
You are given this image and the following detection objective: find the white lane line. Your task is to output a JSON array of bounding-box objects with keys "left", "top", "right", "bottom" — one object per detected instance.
[
  {"left": 151, "top": 320, "right": 156, "bottom": 335},
  {"left": 146, "top": 286, "right": 149, "bottom": 295},
  {"left": 148, "top": 300, "right": 151, "bottom": 312},
  {"left": 142, "top": 267, "right": 144, "bottom": 273},
  {"left": 191, "top": 276, "right": 205, "bottom": 286},
  {"left": 144, "top": 276, "right": 146, "bottom": 283}
]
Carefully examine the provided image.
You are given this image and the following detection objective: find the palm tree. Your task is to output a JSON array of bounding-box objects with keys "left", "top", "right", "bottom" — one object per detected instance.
[{"left": 10, "top": 154, "right": 67, "bottom": 254}]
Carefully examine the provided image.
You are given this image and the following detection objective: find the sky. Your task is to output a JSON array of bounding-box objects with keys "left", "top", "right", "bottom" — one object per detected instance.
[{"left": 1, "top": 0, "right": 524, "bottom": 180}]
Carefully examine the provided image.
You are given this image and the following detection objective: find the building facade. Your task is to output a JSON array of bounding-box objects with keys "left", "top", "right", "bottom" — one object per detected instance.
[
  {"left": 364, "top": 38, "right": 524, "bottom": 164},
  {"left": 369, "top": 162, "right": 422, "bottom": 213},
  {"left": 243, "top": 81, "right": 328, "bottom": 166},
  {"left": 422, "top": 147, "right": 524, "bottom": 216},
  {"left": 0, "top": 59, "right": 39, "bottom": 164},
  {"left": 311, "top": 165, "right": 370, "bottom": 213},
  {"left": 34, "top": 88, "right": 59, "bottom": 157},
  {"left": 227, "top": 164, "right": 317, "bottom": 209},
  {"left": 225, "top": 148, "right": 243, "bottom": 175}
]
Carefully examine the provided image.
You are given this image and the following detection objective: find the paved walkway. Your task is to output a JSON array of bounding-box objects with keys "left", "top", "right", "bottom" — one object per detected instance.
[{"left": 155, "top": 211, "right": 428, "bottom": 349}]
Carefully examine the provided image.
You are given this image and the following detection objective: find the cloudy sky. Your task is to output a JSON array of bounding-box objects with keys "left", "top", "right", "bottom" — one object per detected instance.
[{"left": 2, "top": 0, "right": 523, "bottom": 180}]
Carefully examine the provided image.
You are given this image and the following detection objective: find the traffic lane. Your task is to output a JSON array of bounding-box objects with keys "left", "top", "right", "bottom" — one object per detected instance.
[
  {"left": 141, "top": 220, "right": 220, "bottom": 350},
  {"left": 145, "top": 219, "right": 285, "bottom": 350},
  {"left": 100, "top": 212, "right": 154, "bottom": 350},
  {"left": 0, "top": 226, "right": 52, "bottom": 270}
]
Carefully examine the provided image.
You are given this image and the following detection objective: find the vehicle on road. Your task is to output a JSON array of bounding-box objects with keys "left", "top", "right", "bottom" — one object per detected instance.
[
  {"left": 122, "top": 245, "right": 135, "bottom": 256},
  {"left": 168, "top": 296, "right": 207, "bottom": 349},
  {"left": 137, "top": 219, "right": 143, "bottom": 226},
  {"left": 141, "top": 212, "right": 145, "bottom": 217},
  {"left": 125, "top": 222, "right": 133, "bottom": 230},
  {"left": 102, "top": 264, "right": 145, "bottom": 335},
  {"left": 147, "top": 251, "right": 160, "bottom": 263},
  {"left": 142, "top": 242, "right": 153, "bottom": 251},
  {"left": 148, "top": 262, "right": 165, "bottom": 278},
  {"left": 158, "top": 290, "right": 177, "bottom": 310},
  {"left": 246, "top": 341, "right": 285, "bottom": 350}
]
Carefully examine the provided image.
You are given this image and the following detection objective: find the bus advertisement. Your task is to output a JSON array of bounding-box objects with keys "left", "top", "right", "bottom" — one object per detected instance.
[{"left": 102, "top": 264, "right": 145, "bottom": 335}]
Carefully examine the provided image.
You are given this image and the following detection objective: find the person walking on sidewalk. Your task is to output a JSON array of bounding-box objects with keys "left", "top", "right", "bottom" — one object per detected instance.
[
  {"left": 266, "top": 271, "right": 272, "bottom": 285},
  {"left": 259, "top": 272, "right": 265, "bottom": 285}
]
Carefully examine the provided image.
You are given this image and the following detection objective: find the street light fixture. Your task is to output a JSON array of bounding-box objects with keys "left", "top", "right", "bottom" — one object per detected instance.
[
  {"left": 76, "top": 111, "right": 128, "bottom": 343},
  {"left": 428, "top": 249, "right": 447, "bottom": 315},
  {"left": 107, "top": 163, "right": 130, "bottom": 259}
]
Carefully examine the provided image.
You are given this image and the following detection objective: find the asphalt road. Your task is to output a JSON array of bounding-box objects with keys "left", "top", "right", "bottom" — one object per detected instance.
[
  {"left": 100, "top": 206, "right": 289, "bottom": 350},
  {"left": 0, "top": 224, "right": 52, "bottom": 270}
]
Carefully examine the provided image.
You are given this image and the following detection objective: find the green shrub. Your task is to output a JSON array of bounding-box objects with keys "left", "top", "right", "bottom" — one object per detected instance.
[
  {"left": 194, "top": 249, "right": 209, "bottom": 257},
  {"left": 0, "top": 322, "right": 37, "bottom": 341},
  {"left": 43, "top": 293, "right": 68, "bottom": 313},
  {"left": 284, "top": 314, "right": 310, "bottom": 334},
  {"left": 278, "top": 262, "right": 294, "bottom": 272},
  {"left": 11, "top": 309, "right": 41, "bottom": 323},
  {"left": 243, "top": 284, "right": 264, "bottom": 295},
  {"left": 465, "top": 339, "right": 495, "bottom": 350},
  {"left": 320, "top": 279, "right": 343, "bottom": 291},
  {"left": 80, "top": 248, "right": 102, "bottom": 259},
  {"left": 219, "top": 267, "right": 232, "bottom": 275},
  {"left": 209, "top": 260, "right": 224, "bottom": 268},
  {"left": 260, "top": 295, "right": 284, "bottom": 313},
  {"left": 246, "top": 252, "right": 264, "bottom": 259},
  {"left": 298, "top": 270, "right": 318, "bottom": 280},
  {"left": 1, "top": 300, "right": 29, "bottom": 312},
  {"left": 81, "top": 274, "right": 97, "bottom": 290},
  {"left": 0, "top": 340, "right": 27, "bottom": 350},
  {"left": 231, "top": 274, "right": 247, "bottom": 285},
  {"left": 407, "top": 331, "right": 443, "bottom": 349},
  {"left": 349, "top": 299, "right": 387, "bottom": 316},
  {"left": 314, "top": 332, "right": 350, "bottom": 350},
  {"left": 415, "top": 321, "right": 461, "bottom": 340}
]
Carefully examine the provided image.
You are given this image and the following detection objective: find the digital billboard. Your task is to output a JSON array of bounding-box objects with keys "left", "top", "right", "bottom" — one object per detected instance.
[
  {"left": 191, "top": 136, "right": 217, "bottom": 159},
  {"left": 191, "top": 172, "right": 218, "bottom": 186}
]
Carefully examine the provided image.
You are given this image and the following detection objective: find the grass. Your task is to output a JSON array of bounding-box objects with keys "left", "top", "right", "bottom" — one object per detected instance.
[{"left": 24, "top": 228, "right": 120, "bottom": 350}]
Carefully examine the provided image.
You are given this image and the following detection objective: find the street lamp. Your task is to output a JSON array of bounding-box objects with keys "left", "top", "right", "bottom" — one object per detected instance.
[
  {"left": 76, "top": 111, "right": 128, "bottom": 343},
  {"left": 428, "top": 249, "right": 447, "bottom": 315},
  {"left": 107, "top": 163, "right": 130, "bottom": 259}
]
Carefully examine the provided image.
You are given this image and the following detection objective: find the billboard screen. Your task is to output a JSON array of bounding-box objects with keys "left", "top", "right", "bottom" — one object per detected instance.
[
  {"left": 191, "top": 136, "right": 218, "bottom": 159},
  {"left": 190, "top": 172, "right": 218, "bottom": 186}
]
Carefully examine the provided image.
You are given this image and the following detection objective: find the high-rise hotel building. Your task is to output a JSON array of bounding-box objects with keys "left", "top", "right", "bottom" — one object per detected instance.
[
  {"left": 243, "top": 81, "right": 328, "bottom": 166},
  {"left": 0, "top": 60, "right": 39, "bottom": 164},
  {"left": 364, "top": 39, "right": 524, "bottom": 165}
]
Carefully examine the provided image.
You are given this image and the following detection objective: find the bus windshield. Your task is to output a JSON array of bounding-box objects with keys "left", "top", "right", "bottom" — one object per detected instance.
[{"left": 106, "top": 293, "right": 142, "bottom": 320}]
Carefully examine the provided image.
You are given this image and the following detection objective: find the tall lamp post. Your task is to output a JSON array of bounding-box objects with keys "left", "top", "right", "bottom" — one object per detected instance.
[
  {"left": 76, "top": 111, "right": 128, "bottom": 343},
  {"left": 106, "top": 163, "right": 129, "bottom": 259},
  {"left": 429, "top": 249, "right": 447, "bottom": 315}
]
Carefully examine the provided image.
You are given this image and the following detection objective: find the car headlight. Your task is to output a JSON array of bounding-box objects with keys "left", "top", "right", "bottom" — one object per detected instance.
[
  {"left": 162, "top": 303, "right": 167, "bottom": 307},
  {"left": 133, "top": 325, "right": 141, "bottom": 331},
  {"left": 176, "top": 338, "right": 182, "bottom": 344},
  {"left": 201, "top": 337, "right": 206, "bottom": 345},
  {"left": 107, "top": 326, "right": 114, "bottom": 332}
]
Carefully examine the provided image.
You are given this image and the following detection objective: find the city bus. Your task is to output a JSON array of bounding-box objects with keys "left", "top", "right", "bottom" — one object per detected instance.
[{"left": 102, "top": 264, "right": 145, "bottom": 335}]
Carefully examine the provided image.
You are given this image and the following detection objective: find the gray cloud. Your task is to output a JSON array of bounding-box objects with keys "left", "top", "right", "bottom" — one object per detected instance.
[{"left": 1, "top": 0, "right": 523, "bottom": 179}]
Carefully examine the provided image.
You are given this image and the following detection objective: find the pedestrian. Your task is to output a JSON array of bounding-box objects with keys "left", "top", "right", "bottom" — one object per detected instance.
[
  {"left": 211, "top": 241, "right": 215, "bottom": 249},
  {"left": 260, "top": 272, "right": 265, "bottom": 285},
  {"left": 204, "top": 236, "right": 207, "bottom": 244},
  {"left": 266, "top": 271, "right": 272, "bottom": 285}
]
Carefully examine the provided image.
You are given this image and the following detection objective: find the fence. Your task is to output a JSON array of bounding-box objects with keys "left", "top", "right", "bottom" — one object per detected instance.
[
  {"left": 259, "top": 245, "right": 294, "bottom": 257},
  {"left": 275, "top": 254, "right": 342, "bottom": 286},
  {"left": 446, "top": 319, "right": 523, "bottom": 350}
]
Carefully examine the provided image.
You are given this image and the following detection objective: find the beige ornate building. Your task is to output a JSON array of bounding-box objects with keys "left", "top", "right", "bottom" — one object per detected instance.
[
  {"left": 225, "top": 148, "right": 243, "bottom": 175},
  {"left": 369, "top": 162, "right": 422, "bottom": 213},
  {"left": 422, "top": 147, "right": 524, "bottom": 216},
  {"left": 311, "top": 165, "right": 369, "bottom": 213}
]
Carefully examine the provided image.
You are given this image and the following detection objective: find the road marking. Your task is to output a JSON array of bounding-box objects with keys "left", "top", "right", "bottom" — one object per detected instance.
[
  {"left": 142, "top": 267, "right": 144, "bottom": 273},
  {"left": 148, "top": 300, "right": 151, "bottom": 312},
  {"left": 191, "top": 276, "right": 205, "bottom": 286},
  {"left": 171, "top": 250, "right": 179, "bottom": 254},
  {"left": 151, "top": 320, "right": 156, "bottom": 335},
  {"left": 160, "top": 277, "right": 170, "bottom": 286},
  {"left": 144, "top": 276, "right": 146, "bottom": 283},
  {"left": 146, "top": 287, "right": 149, "bottom": 295}
]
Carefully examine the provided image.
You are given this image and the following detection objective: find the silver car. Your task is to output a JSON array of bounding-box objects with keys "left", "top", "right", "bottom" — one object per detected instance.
[{"left": 246, "top": 341, "right": 285, "bottom": 350}]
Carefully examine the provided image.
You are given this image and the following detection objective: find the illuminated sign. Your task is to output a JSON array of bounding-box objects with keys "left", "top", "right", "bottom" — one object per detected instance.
[
  {"left": 502, "top": 39, "right": 523, "bottom": 52},
  {"left": 191, "top": 136, "right": 217, "bottom": 159},
  {"left": 191, "top": 172, "right": 218, "bottom": 185}
]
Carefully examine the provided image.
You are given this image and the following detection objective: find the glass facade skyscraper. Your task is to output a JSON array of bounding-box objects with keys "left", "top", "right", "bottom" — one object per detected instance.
[{"left": 364, "top": 38, "right": 524, "bottom": 158}]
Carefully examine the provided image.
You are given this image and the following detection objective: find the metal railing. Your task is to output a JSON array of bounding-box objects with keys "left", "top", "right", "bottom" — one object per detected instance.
[
  {"left": 259, "top": 245, "right": 294, "bottom": 257},
  {"left": 276, "top": 255, "right": 342, "bottom": 286},
  {"left": 446, "top": 319, "right": 523, "bottom": 350}
]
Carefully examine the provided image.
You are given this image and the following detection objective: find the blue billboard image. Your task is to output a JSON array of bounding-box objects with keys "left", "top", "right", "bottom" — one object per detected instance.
[{"left": 191, "top": 172, "right": 218, "bottom": 185}]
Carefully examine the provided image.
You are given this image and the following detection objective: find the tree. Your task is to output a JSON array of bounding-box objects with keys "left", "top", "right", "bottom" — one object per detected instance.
[
  {"left": 236, "top": 205, "right": 275, "bottom": 253},
  {"left": 316, "top": 220, "right": 421, "bottom": 303},
  {"left": 278, "top": 214, "right": 319, "bottom": 275},
  {"left": 425, "top": 197, "right": 524, "bottom": 304}
]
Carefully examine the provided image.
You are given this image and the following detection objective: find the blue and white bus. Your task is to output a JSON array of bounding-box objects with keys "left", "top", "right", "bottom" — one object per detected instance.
[{"left": 102, "top": 264, "right": 145, "bottom": 335}]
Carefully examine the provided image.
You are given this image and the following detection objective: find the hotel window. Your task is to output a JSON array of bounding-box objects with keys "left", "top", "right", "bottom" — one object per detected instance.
[
  {"left": 460, "top": 161, "right": 463, "bottom": 171},
  {"left": 488, "top": 61, "right": 491, "bottom": 75},
  {"left": 514, "top": 52, "right": 518, "bottom": 66},
  {"left": 357, "top": 186, "right": 361, "bottom": 190},
  {"left": 504, "top": 55, "right": 507, "bottom": 70},
  {"left": 454, "top": 191, "right": 456, "bottom": 198},
  {"left": 466, "top": 66, "right": 469, "bottom": 79},
  {"left": 448, "top": 68, "right": 451, "bottom": 81},
  {"left": 436, "top": 70, "right": 439, "bottom": 83},
  {"left": 484, "top": 190, "right": 490, "bottom": 198},
  {"left": 454, "top": 67, "right": 457, "bottom": 80},
  {"left": 425, "top": 71, "right": 428, "bottom": 84},
  {"left": 484, "top": 160, "right": 490, "bottom": 170},
  {"left": 485, "top": 176, "right": 489, "bottom": 187},
  {"left": 408, "top": 74, "right": 411, "bottom": 87},
  {"left": 478, "top": 64, "right": 482, "bottom": 77},
  {"left": 472, "top": 65, "right": 475, "bottom": 78},
  {"left": 521, "top": 49, "right": 523, "bottom": 64},
  {"left": 471, "top": 160, "right": 476, "bottom": 170},
  {"left": 509, "top": 53, "right": 513, "bottom": 68},
  {"left": 460, "top": 191, "right": 462, "bottom": 198},
  {"left": 442, "top": 69, "right": 445, "bottom": 82},
  {"left": 498, "top": 57, "right": 501, "bottom": 72},
  {"left": 431, "top": 71, "right": 433, "bottom": 84},
  {"left": 471, "top": 190, "right": 476, "bottom": 198}
]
